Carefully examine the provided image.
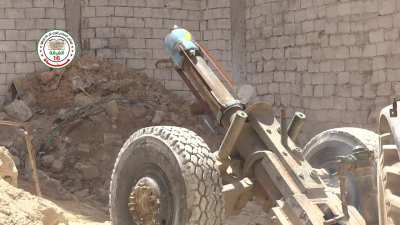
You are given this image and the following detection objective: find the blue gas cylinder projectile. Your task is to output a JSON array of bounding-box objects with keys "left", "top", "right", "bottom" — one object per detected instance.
[{"left": 164, "top": 26, "right": 199, "bottom": 68}]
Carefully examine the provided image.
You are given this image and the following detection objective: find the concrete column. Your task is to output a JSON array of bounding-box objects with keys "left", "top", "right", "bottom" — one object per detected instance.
[
  {"left": 231, "top": 0, "right": 246, "bottom": 84},
  {"left": 65, "top": 0, "right": 81, "bottom": 53}
]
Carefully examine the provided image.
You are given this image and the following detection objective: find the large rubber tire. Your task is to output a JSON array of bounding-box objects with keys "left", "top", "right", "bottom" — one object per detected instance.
[
  {"left": 303, "top": 127, "right": 379, "bottom": 225},
  {"left": 109, "top": 126, "right": 224, "bottom": 225}
]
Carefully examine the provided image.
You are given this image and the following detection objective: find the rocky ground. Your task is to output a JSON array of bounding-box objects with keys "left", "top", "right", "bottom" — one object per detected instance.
[{"left": 0, "top": 56, "right": 265, "bottom": 225}]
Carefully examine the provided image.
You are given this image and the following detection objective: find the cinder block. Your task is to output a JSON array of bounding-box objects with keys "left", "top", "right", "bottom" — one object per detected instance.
[
  {"left": 145, "top": 39, "right": 163, "bottom": 49},
  {"left": 95, "top": 27, "right": 114, "bottom": 38},
  {"left": 133, "top": 28, "right": 152, "bottom": 38},
  {"left": 133, "top": 8, "right": 152, "bottom": 17},
  {"left": 89, "top": 39, "right": 108, "bottom": 49},
  {"left": 81, "top": 29, "right": 95, "bottom": 38},
  {"left": 16, "top": 41, "right": 35, "bottom": 51},
  {"left": 146, "top": 0, "right": 164, "bottom": 7},
  {"left": 116, "top": 49, "right": 136, "bottom": 58},
  {"left": 126, "top": 18, "right": 145, "bottom": 27},
  {"left": 373, "top": 57, "right": 386, "bottom": 70},
  {"left": 351, "top": 86, "right": 362, "bottom": 97},
  {"left": 26, "top": 52, "right": 40, "bottom": 62},
  {"left": 114, "top": 27, "right": 133, "bottom": 38},
  {"left": 6, "top": 52, "right": 26, "bottom": 63},
  {"left": 13, "top": 0, "right": 33, "bottom": 8},
  {"left": 36, "top": 19, "right": 55, "bottom": 29},
  {"left": 15, "top": 62, "right": 35, "bottom": 73},
  {"left": 377, "top": 82, "right": 391, "bottom": 96},
  {"left": 108, "top": 17, "right": 126, "bottom": 27},
  {"left": 96, "top": 48, "right": 115, "bottom": 59},
  {"left": 369, "top": 29, "right": 384, "bottom": 43},
  {"left": 109, "top": 38, "right": 128, "bottom": 48},
  {"left": 56, "top": 19, "right": 65, "bottom": 29},
  {"left": 0, "top": 41, "right": 16, "bottom": 51},
  {"left": 127, "top": 59, "right": 146, "bottom": 69},
  {"left": 0, "top": 19, "right": 15, "bottom": 29},
  {"left": 387, "top": 69, "right": 400, "bottom": 81},
  {"left": 371, "top": 70, "right": 386, "bottom": 84},
  {"left": 0, "top": 0, "right": 13, "bottom": 8},
  {"left": 127, "top": 0, "right": 146, "bottom": 7},
  {"left": 25, "top": 8, "right": 45, "bottom": 19},
  {"left": 96, "top": 6, "right": 114, "bottom": 17},
  {"left": 379, "top": 0, "right": 396, "bottom": 15},
  {"left": 46, "top": 8, "right": 65, "bottom": 19},
  {"left": 6, "top": 30, "right": 25, "bottom": 40},
  {"left": 362, "top": 44, "right": 376, "bottom": 57},
  {"left": 54, "top": 0, "right": 64, "bottom": 8},
  {"left": 144, "top": 18, "right": 163, "bottom": 28},
  {"left": 89, "top": 0, "right": 107, "bottom": 6},
  {"left": 33, "top": 0, "right": 53, "bottom": 7},
  {"left": 16, "top": 19, "right": 36, "bottom": 29},
  {"left": 110, "top": 0, "right": 128, "bottom": 6},
  {"left": 5, "top": 8, "right": 25, "bottom": 19},
  {"left": 115, "top": 7, "right": 133, "bottom": 16},
  {"left": 82, "top": 7, "right": 96, "bottom": 17},
  {"left": 88, "top": 17, "right": 107, "bottom": 27},
  {"left": 0, "top": 64, "right": 15, "bottom": 73},
  {"left": 127, "top": 38, "right": 145, "bottom": 48}
]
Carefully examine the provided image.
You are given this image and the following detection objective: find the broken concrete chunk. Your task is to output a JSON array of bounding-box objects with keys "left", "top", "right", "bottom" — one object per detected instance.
[
  {"left": 152, "top": 110, "right": 165, "bottom": 124},
  {"left": 75, "top": 163, "right": 100, "bottom": 179},
  {"left": 4, "top": 100, "right": 33, "bottom": 122},
  {"left": 77, "top": 144, "right": 91, "bottom": 154},
  {"left": 105, "top": 100, "right": 119, "bottom": 120},
  {"left": 71, "top": 75, "right": 92, "bottom": 93},
  {"left": 74, "top": 93, "right": 94, "bottom": 106},
  {"left": 131, "top": 104, "right": 147, "bottom": 118},
  {"left": 42, "top": 154, "right": 56, "bottom": 168},
  {"left": 51, "top": 159, "right": 64, "bottom": 173},
  {"left": 103, "top": 133, "right": 123, "bottom": 147},
  {"left": 40, "top": 207, "right": 68, "bottom": 225}
]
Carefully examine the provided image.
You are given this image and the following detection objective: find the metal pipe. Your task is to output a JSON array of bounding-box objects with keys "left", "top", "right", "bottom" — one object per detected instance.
[
  {"left": 218, "top": 110, "right": 248, "bottom": 160},
  {"left": 281, "top": 109, "right": 288, "bottom": 148},
  {"left": 288, "top": 112, "right": 306, "bottom": 142}
]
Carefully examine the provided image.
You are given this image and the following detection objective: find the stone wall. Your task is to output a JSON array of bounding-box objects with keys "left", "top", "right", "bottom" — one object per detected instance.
[
  {"left": 245, "top": 0, "right": 400, "bottom": 140},
  {"left": 0, "top": 0, "right": 65, "bottom": 96}
]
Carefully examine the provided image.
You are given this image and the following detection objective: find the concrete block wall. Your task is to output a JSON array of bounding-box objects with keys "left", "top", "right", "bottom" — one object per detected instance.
[
  {"left": 80, "top": 0, "right": 203, "bottom": 98},
  {"left": 245, "top": 0, "right": 400, "bottom": 140},
  {"left": 0, "top": 0, "right": 65, "bottom": 96},
  {"left": 201, "top": 0, "right": 232, "bottom": 76}
]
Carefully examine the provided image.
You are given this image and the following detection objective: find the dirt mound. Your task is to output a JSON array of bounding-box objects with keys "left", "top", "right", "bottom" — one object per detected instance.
[
  {"left": 0, "top": 179, "right": 67, "bottom": 225},
  {"left": 1, "top": 56, "right": 222, "bottom": 206}
]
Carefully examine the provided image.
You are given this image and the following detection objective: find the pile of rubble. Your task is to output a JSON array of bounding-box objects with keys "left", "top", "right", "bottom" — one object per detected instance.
[{"left": 0, "top": 56, "right": 221, "bottom": 207}]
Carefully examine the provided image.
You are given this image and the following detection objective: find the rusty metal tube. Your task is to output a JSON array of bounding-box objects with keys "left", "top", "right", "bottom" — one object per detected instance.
[
  {"left": 218, "top": 110, "right": 248, "bottom": 160},
  {"left": 288, "top": 112, "right": 306, "bottom": 142},
  {"left": 281, "top": 109, "right": 288, "bottom": 148}
]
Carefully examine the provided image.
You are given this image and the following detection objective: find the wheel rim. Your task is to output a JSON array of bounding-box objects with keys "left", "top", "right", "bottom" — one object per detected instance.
[
  {"left": 128, "top": 165, "right": 177, "bottom": 225},
  {"left": 129, "top": 177, "right": 161, "bottom": 225}
]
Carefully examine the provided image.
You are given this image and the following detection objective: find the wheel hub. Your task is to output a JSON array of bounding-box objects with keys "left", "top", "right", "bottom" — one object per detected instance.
[{"left": 129, "top": 177, "right": 161, "bottom": 225}]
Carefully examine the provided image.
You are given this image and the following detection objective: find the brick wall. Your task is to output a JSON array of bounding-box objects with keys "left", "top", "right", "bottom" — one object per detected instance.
[
  {"left": 0, "top": 0, "right": 65, "bottom": 96},
  {"left": 80, "top": 0, "right": 203, "bottom": 98},
  {"left": 245, "top": 0, "right": 400, "bottom": 140}
]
